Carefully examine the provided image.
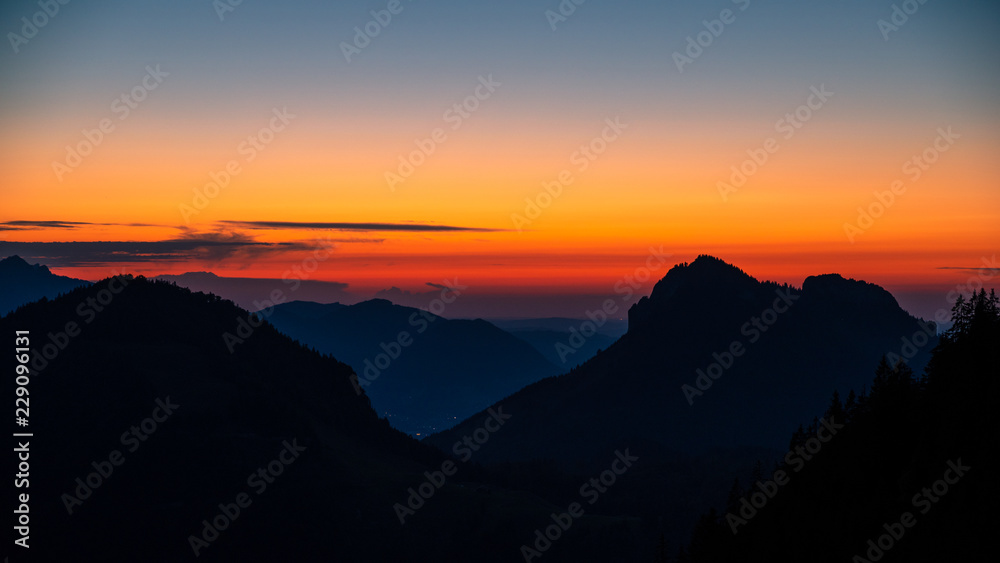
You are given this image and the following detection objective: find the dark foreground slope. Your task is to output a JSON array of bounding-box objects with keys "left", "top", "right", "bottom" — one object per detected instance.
[
  {"left": 3, "top": 277, "right": 633, "bottom": 562},
  {"left": 266, "top": 299, "right": 559, "bottom": 435},
  {"left": 685, "top": 289, "right": 1000, "bottom": 563}
]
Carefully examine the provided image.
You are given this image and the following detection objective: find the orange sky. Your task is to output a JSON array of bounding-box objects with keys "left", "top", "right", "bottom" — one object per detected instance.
[
  {"left": 2, "top": 113, "right": 996, "bottom": 297},
  {"left": 1, "top": 1, "right": 998, "bottom": 320}
]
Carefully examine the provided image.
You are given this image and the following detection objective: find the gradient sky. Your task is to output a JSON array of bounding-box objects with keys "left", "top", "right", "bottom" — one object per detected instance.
[{"left": 1, "top": 0, "right": 998, "bottom": 319}]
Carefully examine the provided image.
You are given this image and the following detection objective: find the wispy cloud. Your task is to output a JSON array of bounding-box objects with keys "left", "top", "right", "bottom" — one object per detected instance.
[
  {"left": 0, "top": 227, "right": 332, "bottom": 267},
  {"left": 0, "top": 220, "right": 163, "bottom": 230},
  {"left": 936, "top": 266, "right": 1000, "bottom": 275},
  {"left": 1, "top": 220, "right": 92, "bottom": 229},
  {"left": 219, "top": 220, "right": 500, "bottom": 232},
  {"left": 0, "top": 240, "right": 270, "bottom": 266}
]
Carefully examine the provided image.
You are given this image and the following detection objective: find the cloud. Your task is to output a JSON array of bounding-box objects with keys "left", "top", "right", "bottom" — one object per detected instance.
[
  {"left": 155, "top": 272, "right": 354, "bottom": 310},
  {"left": 0, "top": 220, "right": 163, "bottom": 230},
  {"left": 0, "top": 220, "right": 478, "bottom": 268},
  {"left": 0, "top": 228, "right": 332, "bottom": 267},
  {"left": 1, "top": 221, "right": 93, "bottom": 230},
  {"left": 936, "top": 266, "right": 1000, "bottom": 276},
  {"left": 219, "top": 220, "right": 499, "bottom": 232},
  {"left": 1, "top": 219, "right": 491, "bottom": 233},
  {"left": 0, "top": 240, "right": 266, "bottom": 266}
]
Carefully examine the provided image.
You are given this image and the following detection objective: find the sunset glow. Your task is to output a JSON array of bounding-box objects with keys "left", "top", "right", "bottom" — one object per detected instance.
[{"left": 2, "top": 0, "right": 997, "bottom": 319}]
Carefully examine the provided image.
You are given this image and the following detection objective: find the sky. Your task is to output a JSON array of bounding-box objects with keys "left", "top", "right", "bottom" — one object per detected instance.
[{"left": 1, "top": 0, "right": 998, "bottom": 319}]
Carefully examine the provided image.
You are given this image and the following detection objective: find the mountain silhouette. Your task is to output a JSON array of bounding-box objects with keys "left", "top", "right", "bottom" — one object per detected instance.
[
  {"left": 5, "top": 276, "right": 642, "bottom": 562},
  {"left": 265, "top": 299, "right": 560, "bottom": 435},
  {"left": 682, "top": 289, "right": 999, "bottom": 562},
  {"left": 6, "top": 256, "right": 974, "bottom": 561},
  {"left": 424, "top": 256, "right": 939, "bottom": 547},
  {"left": 0, "top": 255, "right": 90, "bottom": 316},
  {"left": 429, "top": 255, "right": 936, "bottom": 463},
  {"left": 154, "top": 271, "right": 354, "bottom": 310}
]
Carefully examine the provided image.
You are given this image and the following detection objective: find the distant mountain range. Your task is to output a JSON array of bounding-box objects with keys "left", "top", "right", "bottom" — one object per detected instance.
[
  {"left": 0, "top": 255, "right": 90, "bottom": 315},
  {"left": 5, "top": 255, "right": 990, "bottom": 561},
  {"left": 1, "top": 257, "right": 608, "bottom": 436},
  {"left": 6, "top": 277, "right": 638, "bottom": 562},
  {"left": 264, "top": 299, "right": 561, "bottom": 435},
  {"left": 488, "top": 317, "right": 625, "bottom": 368},
  {"left": 154, "top": 271, "right": 355, "bottom": 310}
]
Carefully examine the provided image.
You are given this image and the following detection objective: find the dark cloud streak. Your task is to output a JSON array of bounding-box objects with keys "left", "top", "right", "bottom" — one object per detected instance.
[
  {"left": 0, "top": 220, "right": 163, "bottom": 230},
  {"left": 220, "top": 220, "right": 499, "bottom": 232},
  {"left": 0, "top": 239, "right": 304, "bottom": 267}
]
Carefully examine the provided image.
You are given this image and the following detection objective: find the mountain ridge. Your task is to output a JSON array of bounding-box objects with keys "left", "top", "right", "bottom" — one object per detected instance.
[
  {"left": 5, "top": 275, "right": 640, "bottom": 561},
  {"left": 428, "top": 256, "right": 936, "bottom": 463},
  {"left": 264, "top": 297, "right": 561, "bottom": 435},
  {"left": 0, "top": 254, "right": 92, "bottom": 316}
]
